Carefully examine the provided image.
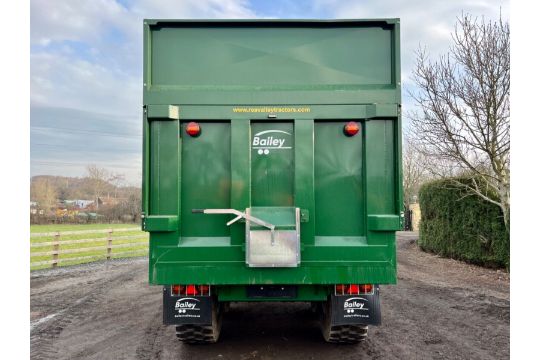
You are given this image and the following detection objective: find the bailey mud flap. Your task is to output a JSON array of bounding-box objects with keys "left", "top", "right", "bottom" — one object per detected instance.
[
  {"left": 330, "top": 285, "right": 381, "bottom": 326},
  {"left": 163, "top": 286, "right": 213, "bottom": 325}
]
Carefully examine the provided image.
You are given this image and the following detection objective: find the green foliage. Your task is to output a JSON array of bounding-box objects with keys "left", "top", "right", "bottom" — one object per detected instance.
[{"left": 418, "top": 177, "right": 509, "bottom": 269}]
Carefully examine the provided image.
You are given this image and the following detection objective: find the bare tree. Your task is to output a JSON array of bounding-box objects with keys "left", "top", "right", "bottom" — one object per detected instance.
[
  {"left": 86, "top": 164, "right": 110, "bottom": 210},
  {"left": 108, "top": 172, "right": 126, "bottom": 198},
  {"left": 402, "top": 135, "right": 430, "bottom": 207},
  {"left": 31, "top": 177, "right": 58, "bottom": 215},
  {"left": 408, "top": 13, "right": 510, "bottom": 229}
]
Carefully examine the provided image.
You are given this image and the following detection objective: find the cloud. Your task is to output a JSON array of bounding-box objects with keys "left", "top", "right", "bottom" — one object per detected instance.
[
  {"left": 31, "top": 52, "right": 140, "bottom": 116},
  {"left": 31, "top": 0, "right": 132, "bottom": 45},
  {"left": 30, "top": 0, "right": 258, "bottom": 111},
  {"left": 132, "top": 0, "right": 256, "bottom": 19},
  {"left": 31, "top": 0, "right": 256, "bottom": 46},
  {"left": 31, "top": 105, "right": 142, "bottom": 184},
  {"left": 30, "top": 0, "right": 257, "bottom": 183}
]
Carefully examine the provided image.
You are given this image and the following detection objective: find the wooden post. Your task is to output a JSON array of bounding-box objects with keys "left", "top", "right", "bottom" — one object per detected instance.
[
  {"left": 52, "top": 232, "right": 60, "bottom": 268},
  {"left": 106, "top": 229, "right": 113, "bottom": 260}
]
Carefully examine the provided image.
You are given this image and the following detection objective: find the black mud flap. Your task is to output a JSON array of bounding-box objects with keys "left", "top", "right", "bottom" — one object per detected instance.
[
  {"left": 330, "top": 285, "right": 381, "bottom": 326},
  {"left": 163, "top": 286, "right": 213, "bottom": 325}
]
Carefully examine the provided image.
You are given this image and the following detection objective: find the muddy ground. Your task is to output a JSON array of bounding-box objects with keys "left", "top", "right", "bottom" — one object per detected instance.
[{"left": 30, "top": 232, "right": 509, "bottom": 359}]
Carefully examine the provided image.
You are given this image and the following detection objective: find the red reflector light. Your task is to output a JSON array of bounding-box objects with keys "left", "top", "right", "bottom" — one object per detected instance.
[
  {"left": 344, "top": 121, "right": 360, "bottom": 136},
  {"left": 171, "top": 284, "right": 210, "bottom": 296},
  {"left": 335, "top": 284, "right": 373, "bottom": 295},
  {"left": 359, "top": 284, "right": 373, "bottom": 294},
  {"left": 199, "top": 285, "right": 210, "bottom": 295},
  {"left": 186, "top": 122, "right": 201, "bottom": 137},
  {"left": 186, "top": 284, "right": 198, "bottom": 296},
  {"left": 171, "top": 284, "right": 186, "bottom": 295}
]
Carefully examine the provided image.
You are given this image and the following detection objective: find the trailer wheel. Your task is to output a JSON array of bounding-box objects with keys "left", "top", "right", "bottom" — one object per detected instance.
[
  {"left": 320, "top": 299, "right": 368, "bottom": 344},
  {"left": 175, "top": 298, "right": 223, "bottom": 344}
]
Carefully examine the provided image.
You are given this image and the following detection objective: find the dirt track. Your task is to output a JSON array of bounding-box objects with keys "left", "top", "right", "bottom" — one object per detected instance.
[{"left": 30, "top": 232, "right": 509, "bottom": 359}]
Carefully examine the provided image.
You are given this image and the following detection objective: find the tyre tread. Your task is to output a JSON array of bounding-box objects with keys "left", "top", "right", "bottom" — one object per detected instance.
[
  {"left": 175, "top": 324, "right": 218, "bottom": 344},
  {"left": 325, "top": 324, "right": 368, "bottom": 344}
]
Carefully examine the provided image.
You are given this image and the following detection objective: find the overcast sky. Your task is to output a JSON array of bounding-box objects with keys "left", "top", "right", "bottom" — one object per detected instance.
[{"left": 30, "top": 0, "right": 509, "bottom": 185}]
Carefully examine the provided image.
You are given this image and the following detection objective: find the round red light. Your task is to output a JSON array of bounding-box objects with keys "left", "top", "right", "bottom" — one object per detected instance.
[
  {"left": 344, "top": 121, "right": 360, "bottom": 136},
  {"left": 186, "top": 122, "right": 201, "bottom": 137}
]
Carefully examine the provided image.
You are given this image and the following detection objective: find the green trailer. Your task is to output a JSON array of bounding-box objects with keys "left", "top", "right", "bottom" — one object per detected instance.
[{"left": 142, "top": 19, "right": 402, "bottom": 344}]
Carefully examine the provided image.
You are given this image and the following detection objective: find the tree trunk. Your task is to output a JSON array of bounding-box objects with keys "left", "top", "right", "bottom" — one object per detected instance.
[{"left": 497, "top": 183, "right": 510, "bottom": 232}]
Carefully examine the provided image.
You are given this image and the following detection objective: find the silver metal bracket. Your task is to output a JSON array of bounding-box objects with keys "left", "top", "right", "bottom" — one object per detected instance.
[
  {"left": 192, "top": 208, "right": 277, "bottom": 244},
  {"left": 193, "top": 207, "right": 301, "bottom": 267}
]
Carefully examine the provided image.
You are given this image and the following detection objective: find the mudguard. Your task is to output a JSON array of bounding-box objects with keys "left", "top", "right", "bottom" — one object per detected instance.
[
  {"left": 330, "top": 285, "right": 381, "bottom": 326},
  {"left": 163, "top": 286, "right": 214, "bottom": 325}
]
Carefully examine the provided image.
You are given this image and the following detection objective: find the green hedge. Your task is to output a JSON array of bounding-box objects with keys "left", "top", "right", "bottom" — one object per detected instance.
[{"left": 418, "top": 178, "right": 509, "bottom": 269}]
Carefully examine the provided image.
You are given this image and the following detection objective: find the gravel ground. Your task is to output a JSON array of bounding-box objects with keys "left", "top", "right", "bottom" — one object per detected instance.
[{"left": 30, "top": 232, "right": 509, "bottom": 359}]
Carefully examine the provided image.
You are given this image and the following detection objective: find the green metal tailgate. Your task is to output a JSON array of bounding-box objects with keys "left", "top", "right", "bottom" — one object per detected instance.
[{"left": 142, "top": 19, "right": 402, "bottom": 286}]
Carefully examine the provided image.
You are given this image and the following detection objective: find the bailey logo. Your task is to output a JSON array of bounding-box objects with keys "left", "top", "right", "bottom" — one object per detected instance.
[
  {"left": 175, "top": 298, "right": 200, "bottom": 314},
  {"left": 252, "top": 130, "right": 292, "bottom": 155},
  {"left": 343, "top": 297, "right": 369, "bottom": 314}
]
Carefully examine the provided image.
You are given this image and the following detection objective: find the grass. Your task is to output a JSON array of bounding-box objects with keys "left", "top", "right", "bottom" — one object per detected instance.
[
  {"left": 30, "top": 223, "right": 141, "bottom": 233},
  {"left": 31, "top": 223, "right": 148, "bottom": 271}
]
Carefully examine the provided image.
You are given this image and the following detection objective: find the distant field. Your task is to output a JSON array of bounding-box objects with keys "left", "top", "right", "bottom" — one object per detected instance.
[{"left": 31, "top": 223, "right": 148, "bottom": 271}]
